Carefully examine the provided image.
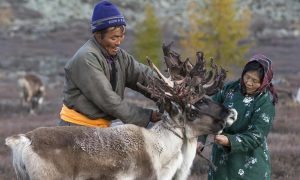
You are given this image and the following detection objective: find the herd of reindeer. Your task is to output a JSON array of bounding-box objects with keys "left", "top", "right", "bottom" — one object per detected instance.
[{"left": 6, "top": 43, "right": 238, "bottom": 180}]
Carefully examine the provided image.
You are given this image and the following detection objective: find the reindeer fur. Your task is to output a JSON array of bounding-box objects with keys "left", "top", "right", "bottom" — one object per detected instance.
[{"left": 6, "top": 106, "right": 236, "bottom": 180}]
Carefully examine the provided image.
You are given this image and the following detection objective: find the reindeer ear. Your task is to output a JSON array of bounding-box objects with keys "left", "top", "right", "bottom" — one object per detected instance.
[
  {"left": 168, "top": 101, "right": 182, "bottom": 117},
  {"left": 163, "top": 100, "right": 180, "bottom": 116},
  {"left": 156, "top": 99, "right": 165, "bottom": 113}
]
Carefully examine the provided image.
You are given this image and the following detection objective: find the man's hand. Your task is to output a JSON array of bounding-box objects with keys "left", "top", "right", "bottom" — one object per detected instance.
[
  {"left": 214, "top": 134, "right": 230, "bottom": 147},
  {"left": 150, "top": 110, "right": 162, "bottom": 123}
]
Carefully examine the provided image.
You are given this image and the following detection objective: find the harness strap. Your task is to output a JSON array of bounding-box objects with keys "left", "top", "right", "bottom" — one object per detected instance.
[
  {"left": 196, "top": 141, "right": 217, "bottom": 171},
  {"left": 161, "top": 123, "right": 184, "bottom": 140},
  {"left": 60, "top": 104, "right": 110, "bottom": 128},
  {"left": 197, "top": 150, "right": 217, "bottom": 171},
  {"left": 161, "top": 115, "right": 185, "bottom": 140}
]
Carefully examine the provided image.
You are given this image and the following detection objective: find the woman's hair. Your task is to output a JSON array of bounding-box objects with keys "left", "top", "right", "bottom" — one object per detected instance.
[{"left": 242, "top": 61, "right": 265, "bottom": 83}]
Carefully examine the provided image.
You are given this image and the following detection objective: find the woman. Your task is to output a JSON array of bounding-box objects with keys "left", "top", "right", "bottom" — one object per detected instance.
[{"left": 207, "top": 54, "right": 278, "bottom": 179}]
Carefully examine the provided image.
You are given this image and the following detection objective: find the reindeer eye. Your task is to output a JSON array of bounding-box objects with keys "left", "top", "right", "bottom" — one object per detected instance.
[
  {"left": 196, "top": 99, "right": 204, "bottom": 106},
  {"left": 187, "top": 110, "right": 198, "bottom": 121}
]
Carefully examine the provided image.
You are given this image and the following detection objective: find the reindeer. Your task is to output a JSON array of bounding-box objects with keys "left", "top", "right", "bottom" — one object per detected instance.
[
  {"left": 6, "top": 43, "right": 237, "bottom": 180},
  {"left": 17, "top": 73, "right": 45, "bottom": 114}
]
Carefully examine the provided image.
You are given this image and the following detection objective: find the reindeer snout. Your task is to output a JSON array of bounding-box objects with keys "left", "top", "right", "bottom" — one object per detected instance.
[
  {"left": 216, "top": 109, "right": 237, "bottom": 134},
  {"left": 226, "top": 108, "right": 237, "bottom": 127}
]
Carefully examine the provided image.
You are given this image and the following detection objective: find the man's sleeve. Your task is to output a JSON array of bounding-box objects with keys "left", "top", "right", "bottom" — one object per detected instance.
[{"left": 122, "top": 52, "right": 159, "bottom": 99}]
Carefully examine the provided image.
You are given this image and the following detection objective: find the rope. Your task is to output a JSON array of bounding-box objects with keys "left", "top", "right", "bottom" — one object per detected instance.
[{"left": 196, "top": 141, "right": 217, "bottom": 171}]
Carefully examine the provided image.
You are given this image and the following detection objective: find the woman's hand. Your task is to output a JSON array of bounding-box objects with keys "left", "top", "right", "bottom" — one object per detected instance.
[{"left": 214, "top": 135, "right": 230, "bottom": 147}]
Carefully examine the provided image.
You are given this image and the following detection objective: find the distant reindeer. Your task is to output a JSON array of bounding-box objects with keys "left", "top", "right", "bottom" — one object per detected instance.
[
  {"left": 18, "top": 73, "right": 45, "bottom": 114},
  {"left": 6, "top": 43, "right": 237, "bottom": 180}
]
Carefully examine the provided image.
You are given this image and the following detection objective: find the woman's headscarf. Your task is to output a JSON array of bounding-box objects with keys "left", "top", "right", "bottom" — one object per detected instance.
[{"left": 241, "top": 54, "right": 278, "bottom": 104}]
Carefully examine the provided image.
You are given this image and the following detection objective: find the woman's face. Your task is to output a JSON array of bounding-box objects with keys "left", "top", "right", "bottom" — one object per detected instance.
[{"left": 243, "top": 70, "right": 262, "bottom": 95}]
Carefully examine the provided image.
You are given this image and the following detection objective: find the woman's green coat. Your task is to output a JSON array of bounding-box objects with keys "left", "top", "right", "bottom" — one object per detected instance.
[{"left": 208, "top": 80, "right": 275, "bottom": 180}]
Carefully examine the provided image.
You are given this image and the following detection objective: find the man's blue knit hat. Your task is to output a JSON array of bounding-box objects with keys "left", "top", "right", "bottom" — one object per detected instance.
[{"left": 91, "top": 1, "right": 126, "bottom": 33}]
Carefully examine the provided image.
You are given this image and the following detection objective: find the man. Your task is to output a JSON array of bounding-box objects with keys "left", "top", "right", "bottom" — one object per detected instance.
[{"left": 58, "top": 0, "right": 161, "bottom": 127}]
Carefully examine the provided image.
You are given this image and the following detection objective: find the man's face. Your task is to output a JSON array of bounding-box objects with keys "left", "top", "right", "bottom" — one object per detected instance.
[{"left": 98, "top": 27, "right": 125, "bottom": 56}]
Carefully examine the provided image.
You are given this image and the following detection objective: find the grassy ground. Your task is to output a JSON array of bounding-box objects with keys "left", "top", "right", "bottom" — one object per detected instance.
[{"left": 0, "top": 83, "right": 299, "bottom": 180}]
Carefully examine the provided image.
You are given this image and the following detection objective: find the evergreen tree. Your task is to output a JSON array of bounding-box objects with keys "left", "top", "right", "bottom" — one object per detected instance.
[
  {"left": 134, "top": 4, "right": 162, "bottom": 67},
  {"left": 181, "top": 0, "right": 251, "bottom": 71}
]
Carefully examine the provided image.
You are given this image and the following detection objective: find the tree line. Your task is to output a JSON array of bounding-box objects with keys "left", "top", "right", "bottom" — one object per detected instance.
[{"left": 133, "top": 0, "right": 251, "bottom": 75}]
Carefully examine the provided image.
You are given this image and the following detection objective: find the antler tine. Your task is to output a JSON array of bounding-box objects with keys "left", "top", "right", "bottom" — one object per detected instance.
[
  {"left": 146, "top": 57, "right": 174, "bottom": 88},
  {"left": 190, "top": 51, "right": 206, "bottom": 78},
  {"left": 163, "top": 43, "right": 192, "bottom": 82},
  {"left": 138, "top": 57, "right": 188, "bottom": 106},
  {"left": 162, "top": 42, "right": 174, "bottom": 56},
  {"left": 137, "top": 75, "right": 174, "bottom": 101},
  {"left": 163, "top": 56, "right": 182, "bottom": 79},
  {"left": 141, "top": 43, "right": 227, "bottom": 111},
  {"left": 137, "top": 77, "right": 160, "bottom": 100},
  {"left": 187, "top": 52, "right": 226, "bottom": 102},
  {"left": 188, "top": 51, "right": 207, "bottom": 89},
  {"left": 204, "top": 67, "right": 227, "bottom": 96},
  {"left": 163, "top": 42, "right": 181, "bottom": 61},
  {"left": 202, "top": 58, "right": 218, "bottom": 86},
  {"left": 163, "top": 42, "right": 182, "bottom": 69},
  {"left": 201, "top": 70, "right": 213, "bottom": 85},
  {"left": 183, "top": 58, "right": 193, "bottom": 75}
]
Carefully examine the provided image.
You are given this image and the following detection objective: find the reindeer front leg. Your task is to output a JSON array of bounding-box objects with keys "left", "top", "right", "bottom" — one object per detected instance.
[{"left": 158, "top": 153, "right": 183, "bottom": 180}]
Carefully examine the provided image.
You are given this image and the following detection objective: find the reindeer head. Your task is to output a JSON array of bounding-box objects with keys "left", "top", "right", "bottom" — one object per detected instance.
[{"left": 138, "top": 42, "right": 237, "bottom": 138}]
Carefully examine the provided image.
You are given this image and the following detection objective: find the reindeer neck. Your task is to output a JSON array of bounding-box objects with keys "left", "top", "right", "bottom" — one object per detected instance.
[
  {"left": 161, "top": 122, "right": 184, "bottom": 140},
  {"left": 150, "top": 115, "right": 198, "bottom": 175},
  {"left": 151, "top": 115, "right": 186, "bottom": 141}
]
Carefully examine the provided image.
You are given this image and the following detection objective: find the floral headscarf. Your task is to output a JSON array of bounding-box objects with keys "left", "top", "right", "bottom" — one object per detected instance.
[{"left": 241, "top": 54, "right": 278, "bottom": 104}]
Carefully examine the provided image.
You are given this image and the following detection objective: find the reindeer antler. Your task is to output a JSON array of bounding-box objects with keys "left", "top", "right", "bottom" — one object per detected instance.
[{"left": 138, "top": 42, "right": 226, "bottom": 108}]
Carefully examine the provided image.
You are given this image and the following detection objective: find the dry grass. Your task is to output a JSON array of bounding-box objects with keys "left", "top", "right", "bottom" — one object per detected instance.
[{"left": 1, "top": 98, "right": 299, "bottom": 179}]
